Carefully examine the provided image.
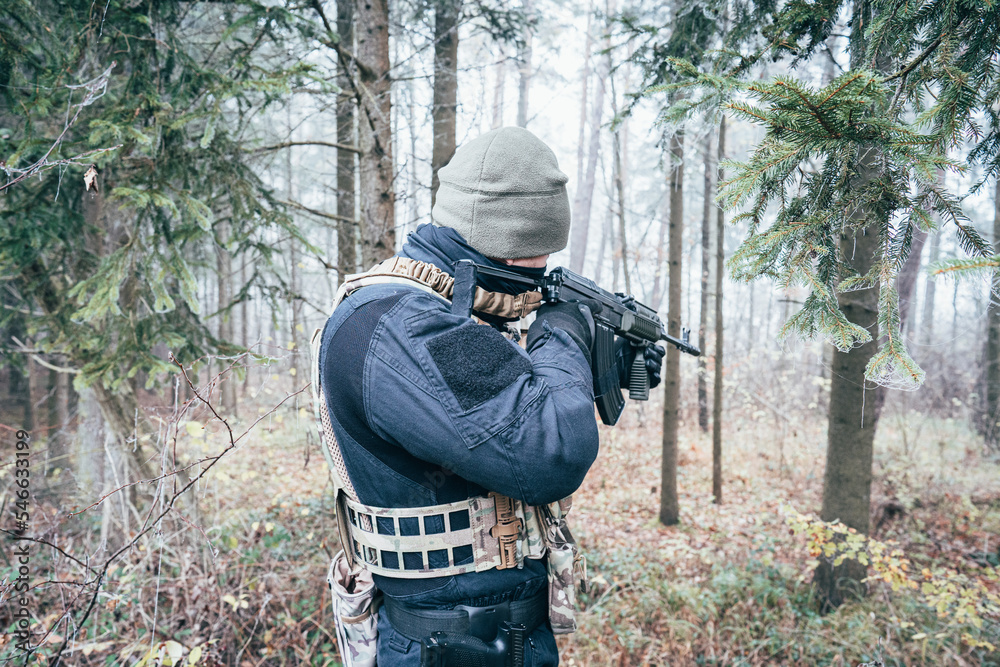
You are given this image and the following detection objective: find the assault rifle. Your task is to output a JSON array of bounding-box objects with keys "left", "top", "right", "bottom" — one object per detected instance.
[{"left": 452, "top": 260, "right": 701, "bottom": 426}]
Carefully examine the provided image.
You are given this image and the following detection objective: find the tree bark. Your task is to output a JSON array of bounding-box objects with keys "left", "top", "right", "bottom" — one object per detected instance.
[
  {"left": 285, "top": 111, "right": 304, "bottom": 384},
  {"left": 871, "top": 226, "right": 927, "bottom": 420},
  {"left": 981, "top": 178, "right": 1000, "bottom": 451},
  {"left": 75, "top": 388, "right": 105, "bottom": 498},
  {"left": 431, "top": 0, "right": 461, "bottom": 207},
  {"left": 217, "top": 218, "right": 236, "bottom": 416},
  {"left": 240, "top": 255, "right": 250, "bottom": 395},
  {"left": 613, "top": 127, "right": 631, "bottom": 294},
  {"left": 337, "top": 0, "right": 357, "bottom": 281},
  {"left": 660, "top": 130, "right": 684, "bottom": 526},
  {"left": 814, "top": 0, "right": 884, "bottom": 609},
  {"left": 91, "top": 382, "right": 155, "bottom": 483},
  {"left": 595, "top": 187, "right": 612, "bottom": 286},
  {"left": 356, "top": 0, "right": 395, "bottom": 267},
  {"left": 569, "top": 5, "right": 597, "bottom": 274},
  {"left": 650, "top": 155, "right": 669, "bottom": 314},
  {"left": 919, "top": 228, "right": 939, "bottom": 345},
  {"left": 491, "top": 53, "right": 506, "bottom": 129},
  {"left": 574, "top": 6, "right": 592, "bottom": 197},
  {"left": 516, "top": 0, "right": 533, "bottom": 128},
  {"left": 897, "top": 229, "right": 927, "bottom": 332},
  {"left": 712, "top": 116, "right": 726, "bottom": 504},
  {"left": 49, "top": 364, "right": 71, "bottom": 481},
  {"left": 697, "top": 131, "right": 713, "bottom": 433}
]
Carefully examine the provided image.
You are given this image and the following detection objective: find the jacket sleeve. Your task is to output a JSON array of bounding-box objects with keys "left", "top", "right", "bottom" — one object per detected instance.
[{"left": 364, "top": 292, "right": 600, "bottom": 506}]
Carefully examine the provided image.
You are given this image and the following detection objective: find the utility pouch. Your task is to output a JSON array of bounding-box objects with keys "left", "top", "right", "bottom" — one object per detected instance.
[
  {"left": 545, "top": 542, "right": 578, "bottom": 634},
  {"left": 328, "top": 550, "right": 380, "bottom": 667},
  {"left": 541, "top": 499, "right": 583, "bottom": 635}
]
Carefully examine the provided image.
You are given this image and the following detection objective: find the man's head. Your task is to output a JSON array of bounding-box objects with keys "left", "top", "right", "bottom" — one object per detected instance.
[{"left": 432, "top": 126, "right": 571, "bottom": 261}]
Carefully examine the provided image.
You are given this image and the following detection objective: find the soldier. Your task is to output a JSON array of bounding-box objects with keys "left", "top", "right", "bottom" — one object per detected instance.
[{"left": 314, "top": 126, "right": 663, "bottom": 666}]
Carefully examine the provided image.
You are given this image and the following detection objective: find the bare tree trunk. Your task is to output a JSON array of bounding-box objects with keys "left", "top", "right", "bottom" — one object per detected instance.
[
  {"left": 898, "top": 233, "right": 928, "bottom": 334},
  {"left": 920, "top": 229, "right": 939, "bottom": 345},
  {"left": 612, "top": 127, "right": 631, "bottom": 294},
  {"left": 650, "top": 172, "right": 669, "bottom": 312},
  {"left": 45, "top": 367, "right": 59, "bottom": 479},
  {"left": 516, "top": 0, "right": 533, "bottom": 128},
  {"left": 951, "top": 278, "right": 959, "bottom": 342},
  {"left": 240, "top": 256, "right": 249, "bottom": 395},
  {"left": 595, "top": 188, "right": 611, "bottom": 286},
  {"left": 610, "top": 165, "right": 621, "bottom": 292},
  {"left": 406, "top": 76, "right": 419, "bottom": 230},
  {"left": 981, "top": 179, "right": 1000, "bottom": 451},
  {"left": 48, "top": 364, "right": 71, "bottom": 481},
  {"left": 356, "top": 0, "right": 395, "bottom": 267},
  {"left": 8, "top": 328, "right": 33, "bottom": 432},
  {"left": 337, "top": 0, "right": 357, "bottom": 282},
  {"left": 870, "top": 226, "right": 927, "bottom": 419},
  {"left": 75, "top": 387, "right": 105, "bottom": 499},
  {"left": 91, "top": 382, "right": 155, "bottom": 483},
  {"left": 217, "top": 218, "right": 236, "bottom": 416},
  {"left": 431, "top": 0, "right": 461, "bottom": 207},
  {"left": 569, "top": 5, "right": 595, "bottom": 273},
  {"left": 286, "top": 113, "right": 304, "bottom": 383},
  {"left": 712, "top": 116, "right": 726, "bottom": 504},
  {"left": 491, "top": 52, "right": 506, "bottom": 129},
  {"left": 697, "top": 132, "right": 713, "bottom": 433},
  {"left": 660, "top": 130, "right": 684, "bottom": 526},
  {"left": 814, "top": 0, "right": 884, "bottom": 609},
  {"left": 574, "top": 6, "right": 592, "bottom": 195}
]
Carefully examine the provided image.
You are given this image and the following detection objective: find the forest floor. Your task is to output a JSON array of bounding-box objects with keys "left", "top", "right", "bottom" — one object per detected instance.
[{"left": 3, "top": 381, "right": 1000, "bottom": 666}]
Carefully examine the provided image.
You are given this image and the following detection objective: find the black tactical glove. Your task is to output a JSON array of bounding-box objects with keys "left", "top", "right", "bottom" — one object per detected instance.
[
  {"left": 615, "top": 338, "right": 666, "bottom": 390},
  {"left": 526, "top": 299, "right": 603, "bottom": 367}
]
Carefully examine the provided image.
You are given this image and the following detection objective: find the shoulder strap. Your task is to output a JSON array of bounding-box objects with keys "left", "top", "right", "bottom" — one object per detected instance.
[{"left": 347, "top": 256, "right": 543, "bottom": 320}]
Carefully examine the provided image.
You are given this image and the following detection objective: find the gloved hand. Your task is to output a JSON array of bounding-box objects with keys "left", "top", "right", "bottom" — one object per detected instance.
[
  {"left": 526, "top": 299, "right": 603, "bottom": 366},
  {"left": 615, "top": 339, "right": 666, "bottom": 390}
]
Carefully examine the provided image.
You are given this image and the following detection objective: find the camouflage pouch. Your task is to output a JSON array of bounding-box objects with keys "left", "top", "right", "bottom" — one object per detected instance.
[
  {"left": 328, "top": 550, "right": 380, "bottom": 667},
  {"left": 541, "top": 499, "right": 583, "bottom": 635},
  {"left": 546, "top": 541, "right": 578, "bottom": 634}
]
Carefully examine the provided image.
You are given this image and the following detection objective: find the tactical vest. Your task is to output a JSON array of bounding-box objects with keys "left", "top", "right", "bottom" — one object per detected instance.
[{"left": 310, "top": 257, "right": 583, "bottom": 632}]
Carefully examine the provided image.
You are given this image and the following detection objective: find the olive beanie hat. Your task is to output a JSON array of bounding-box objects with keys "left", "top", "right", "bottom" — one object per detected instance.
[{"left": 432, "top": 126, "right": 571, "bottom": 259}]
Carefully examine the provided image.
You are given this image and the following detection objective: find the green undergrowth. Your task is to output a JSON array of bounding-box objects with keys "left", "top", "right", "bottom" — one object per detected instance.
[{"left": 561, "top": 541, "right": 1000, "bottom": 666}]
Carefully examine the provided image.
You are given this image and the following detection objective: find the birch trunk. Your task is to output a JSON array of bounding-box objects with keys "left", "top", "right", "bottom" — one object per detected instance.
[{"left": 712, "top": 116, "right": 726, "bottom": 504}]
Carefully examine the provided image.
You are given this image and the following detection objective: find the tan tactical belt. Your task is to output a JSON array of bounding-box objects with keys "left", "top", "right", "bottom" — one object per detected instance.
[{"left": 344, "top": 490, "right": 547, "bottom": 579}]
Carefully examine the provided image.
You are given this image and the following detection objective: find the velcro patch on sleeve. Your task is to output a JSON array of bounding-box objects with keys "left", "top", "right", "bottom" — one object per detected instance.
[{"left": 426, "top": 325, "right": 532, "bottom": 412}]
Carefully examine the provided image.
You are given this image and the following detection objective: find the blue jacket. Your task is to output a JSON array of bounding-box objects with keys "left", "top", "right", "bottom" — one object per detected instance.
[{"left": 318, "top": 227, "right": 600, "bottom": 663}]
